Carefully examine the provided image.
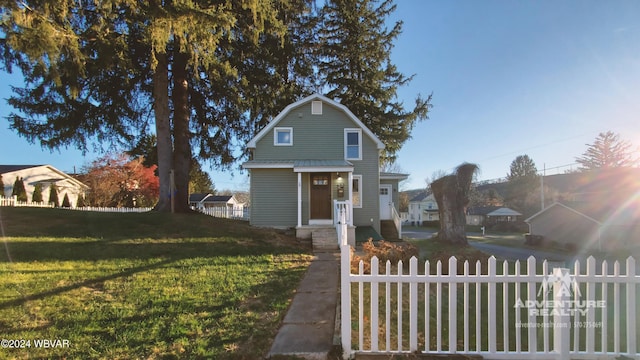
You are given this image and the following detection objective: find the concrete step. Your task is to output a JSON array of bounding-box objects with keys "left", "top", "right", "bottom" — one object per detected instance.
[{"left": 312, "top": 229, "right": 339, "bottom": 250}]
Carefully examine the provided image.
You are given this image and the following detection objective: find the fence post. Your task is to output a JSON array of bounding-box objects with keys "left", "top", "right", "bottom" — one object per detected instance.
[
  {"left": 340, "top": 218, "right": 352, "bottom": 359},
  {"left": 552, "top": 267, "right": 570, "bottom": 360}
]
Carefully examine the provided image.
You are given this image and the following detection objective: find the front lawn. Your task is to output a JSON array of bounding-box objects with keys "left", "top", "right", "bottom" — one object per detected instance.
[{"left": 0, "top": 207, "right": 312, "bottom": 359}]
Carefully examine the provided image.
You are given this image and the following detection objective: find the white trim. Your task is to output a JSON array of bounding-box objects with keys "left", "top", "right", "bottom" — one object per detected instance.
[
  {"left": 242, "top": 162, "right": 294, "bottom": 169},
  {"left": 246, "top": 93, "right": 385, "bottom": 150},
  {"left": 273, "top": 127, "right": 293, "bottom": 146},
  {"left": 309, "top": 219, "right": 333, "bottom": 225},
  {"left": 344, "top": 128, "right": 362, "bottom": 161},
  {"left": 380, "top": 172, "right": 410, "bottom": 181},
  {"left": 294, "top": 166, "right": 353, "bottom": 173},
  {"left": 352, "top": 175, "right": 362, "bottom": 208}
]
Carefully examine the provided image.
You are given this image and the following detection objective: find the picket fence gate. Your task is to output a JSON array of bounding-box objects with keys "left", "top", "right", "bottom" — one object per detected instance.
[{"left": 335, "top": 217, "right": 640, "bottom": 360}]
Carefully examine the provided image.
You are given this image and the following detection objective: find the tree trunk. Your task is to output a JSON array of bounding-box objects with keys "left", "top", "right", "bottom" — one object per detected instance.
[
  {"left": 432, "top": 176, "right": 468, "bottom": 245},
  {"left": 171, "top": 37, "right": 192, "bottom": 213},
  {"left": 153, "top": 51, "right": 173, "bottom": 212}
]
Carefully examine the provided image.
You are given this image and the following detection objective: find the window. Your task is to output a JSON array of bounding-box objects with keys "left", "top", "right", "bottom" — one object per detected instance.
[
  {"left": 312, "top": 175, "right": 329, "bottom": 186},
  {"left": 379, "top": 187, "right": 389, "bottom": 195},
  {"left": 344, "top": 129, "right": 362, "bottom": 160},
  {"left": 352, "top": 175, "right": 362, "bottom": 208},
  {"left": 311, "top": 101, "right": 323, "bottom": 115},
  {"left": 274, "top": 127, "right": 293, "bottom": 146}
]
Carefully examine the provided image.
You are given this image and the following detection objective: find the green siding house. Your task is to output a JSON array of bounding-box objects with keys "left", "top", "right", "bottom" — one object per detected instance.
[{"left": 242, "top": 94, "right": 407, "bottom": 246}]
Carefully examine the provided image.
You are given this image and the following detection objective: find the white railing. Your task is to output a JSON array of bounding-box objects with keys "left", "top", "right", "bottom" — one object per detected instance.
[
  {"left": 390, "top": 201, "right": 402, "bottom": 239},
  {"left": 197, "top": 206, "right": 249, "bottom": 220},
  {"left": 336, "top": 202, "right": 349, "bottom": 247},
  {"left": 334, "top": 200, "right": 353, "bottom": 226},
  {"left": 0, "top": 195, "right": 54, "bottom": 208},
  {"left": 70, "top": 206, "right": 153, "bottom": 213},
  {"left": 340, "top": 251, "right": 640, "bottom": 360}
]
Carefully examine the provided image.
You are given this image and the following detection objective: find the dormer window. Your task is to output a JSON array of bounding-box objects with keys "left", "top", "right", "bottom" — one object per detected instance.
[
  {"left": 274, "top": 127, "right": 293, "bottom": 146},
  {"left": 344, "top": 129, "right": 362, "bottom": 160}
]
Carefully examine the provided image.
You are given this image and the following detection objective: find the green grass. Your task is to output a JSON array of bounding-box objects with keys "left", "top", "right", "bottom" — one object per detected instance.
[{"left": 0, "top": 207, "right": 312, "bottom": 359}]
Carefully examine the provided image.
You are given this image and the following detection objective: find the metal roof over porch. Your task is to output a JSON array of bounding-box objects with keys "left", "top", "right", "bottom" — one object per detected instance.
[{"left": 242, "top": 159, "right": 354, "bottom": 172}]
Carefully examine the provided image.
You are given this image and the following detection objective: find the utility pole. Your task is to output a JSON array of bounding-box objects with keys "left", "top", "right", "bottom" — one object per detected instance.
[{"left": 540, "top": 163, "right": 545, "bottom": 211}]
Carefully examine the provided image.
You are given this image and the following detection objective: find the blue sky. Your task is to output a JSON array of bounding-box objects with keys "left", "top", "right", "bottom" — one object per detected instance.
[{"left": 1, "top": 0, "right": 639, "bottom": 191}]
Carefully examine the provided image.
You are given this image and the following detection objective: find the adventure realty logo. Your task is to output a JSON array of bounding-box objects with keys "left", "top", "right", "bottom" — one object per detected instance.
[{"left": 514, "top": 270, "right": 605, "bottom": 328}]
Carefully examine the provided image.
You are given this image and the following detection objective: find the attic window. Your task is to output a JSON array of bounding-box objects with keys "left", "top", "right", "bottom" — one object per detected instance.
[{"left": 311, "top": 101, "right": 323, "bottom": 115}]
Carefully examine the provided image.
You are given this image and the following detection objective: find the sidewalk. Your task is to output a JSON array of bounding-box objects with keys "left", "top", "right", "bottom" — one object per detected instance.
[{"left": 268, "top": 251, "right": 340, "bottom": 359}]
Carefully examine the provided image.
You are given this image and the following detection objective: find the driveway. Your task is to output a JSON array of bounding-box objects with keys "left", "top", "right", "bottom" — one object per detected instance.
[
  {"left": 402, "top": 226, "right": 437, "bottom": 240},
  {"left": 469, "top": 241, "right": 568, "bottom": 263}
]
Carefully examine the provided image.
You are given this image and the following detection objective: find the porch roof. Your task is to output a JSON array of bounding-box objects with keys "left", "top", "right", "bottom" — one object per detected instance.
[{"left": 242, "top": 159, "right": 354, "bottom": 173}]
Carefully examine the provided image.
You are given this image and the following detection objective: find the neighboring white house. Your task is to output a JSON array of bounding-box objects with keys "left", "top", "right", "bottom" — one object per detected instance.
[
  {"left": 408, "top": 192, "right": 439, "bottom": 225},
  {"left": 189, "top": 193, "right": 246, "bottom": 216},
  {"left": 0, "top": 164, "right": 88, "bottom": 207}
]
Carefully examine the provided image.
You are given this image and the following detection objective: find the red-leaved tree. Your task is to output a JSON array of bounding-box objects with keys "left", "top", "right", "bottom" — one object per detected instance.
[{"left": 82, "top": 154, "right": 159, "bottom": 207}]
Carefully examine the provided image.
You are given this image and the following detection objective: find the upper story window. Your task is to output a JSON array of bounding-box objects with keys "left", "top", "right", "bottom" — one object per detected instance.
[
  {"left": 344, "top": 129, "right": 362, "bottom": 160},
  {"left": 274, "top": 127, "right": 293, "bottom": 146}
]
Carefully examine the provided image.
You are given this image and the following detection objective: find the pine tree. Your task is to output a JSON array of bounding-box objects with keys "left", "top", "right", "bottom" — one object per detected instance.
[
  {"left": 0, "top": 174, "right": 5, "bottom": 197},
  {"left": 32, "top": 183, "right": 44, "bottom": 203},
  {"left": 76, "top": 194, "right": 86, "bottom": 208},
  {"left": 61, "top": 193, "right": 71, "bottom": 208},
  {"left": 575, "top": 131, "right": 638, "bottom": 170},
  {"left": 48, "top": 184, "right": 59, "bottom": 207},
  {"left": 1, "top": 0, "right": 294, "bottom": 213},
  {"left": 11, "top": 177, "right": 28, "bottom": 202},
  {"left": 505, "top": 155, "right": 539, "bottom": 214},
  {"left": 317, "top": 0, "right": 432, "bottom": 162}
]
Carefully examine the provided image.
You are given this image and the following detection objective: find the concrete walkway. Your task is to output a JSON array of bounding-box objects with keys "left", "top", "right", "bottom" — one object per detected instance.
[{"left": 268, "top": 251, "right": 340, "bottom": 359}]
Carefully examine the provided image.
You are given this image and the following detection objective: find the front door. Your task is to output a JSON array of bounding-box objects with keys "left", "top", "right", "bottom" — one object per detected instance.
[
  {"left": 379, "top": 184, "right": 392, "bottom": 220},
  {"left": 310, "top": 173, "right": 332, "bottom": 220}
]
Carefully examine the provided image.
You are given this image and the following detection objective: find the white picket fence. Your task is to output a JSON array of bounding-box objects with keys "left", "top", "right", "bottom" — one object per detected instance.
[
  {"left": 197, "top": 206, "right": 249, "bottom": 220},
  {"left": 69, "top": 206, "right": 153, "bottom": 213},
  {"left": 0, "top": 195, "right": 53, "bottom": 208},
  {"left": 337, "top": 219, "right": 640, "bottom": 359}
]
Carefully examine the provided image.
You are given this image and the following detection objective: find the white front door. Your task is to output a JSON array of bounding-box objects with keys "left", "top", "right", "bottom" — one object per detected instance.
[{"left": 379, "top": 184, "right": 392, "bottom": 220}]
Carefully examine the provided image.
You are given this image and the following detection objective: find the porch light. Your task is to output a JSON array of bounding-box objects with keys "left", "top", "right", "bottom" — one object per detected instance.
[{"left": 337, "top": 172, "right": 342, "bottom": 180}]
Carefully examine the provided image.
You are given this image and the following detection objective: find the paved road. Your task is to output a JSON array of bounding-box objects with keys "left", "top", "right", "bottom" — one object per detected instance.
[{"left": 468, "top": 241, "right": 568, "bottom": 262}]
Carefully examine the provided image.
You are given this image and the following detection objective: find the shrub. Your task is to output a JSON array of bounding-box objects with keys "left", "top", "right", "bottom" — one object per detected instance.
[
  {"left": 48, "top": 184, "right": 59, "bottom": 207},
  {"left": 351, "top": 239, "right": 419, "bottom": 274},
  {"left": 11, "top": 177, "right": 28, "bottom": 202},
  {"left": 32, "top": 183, "right": 43, "bottom": 203},
  {"left": 421, "top": 220, "right": 439, "bottom": 228},
  {"left": 61, "top": 194, "right": 71, "bottom": 208},
  {"left": 76, "top": 194, "right": 86, "bottom": 208}
]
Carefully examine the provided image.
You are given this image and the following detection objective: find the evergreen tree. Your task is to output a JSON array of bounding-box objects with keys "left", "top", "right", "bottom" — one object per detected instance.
[
  {"left": 317, "top": 0, "right": 432, "bottom": 163},
  {"left": 189, "top": 161, "right": 216, "bottom": 194},
  {"left": 0, "top": 174, "right": 5, "bottom": 197},
  {"left": 32, "top": 183, "right": 43, "bottom": 203},
  {"left": 76, "top": 194, "right": 86, "bottom": 208},
  {"left": 575, "top": 131, "right": 638, "bottom": 170},
  {"left": 11, "top": 176, "right": 28, "bottom": 202},
  {"left": 61, "top": 193, "right": 71, "bottom": 208},
  {"left": 505, "top": 155, "right": 539, "bottom": 214},
  {"left": 1, "top": 0, "right": 294, "bottom": 213},
  {"left": 48, "top": 184, "right": 59, "bottom": 207}
]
